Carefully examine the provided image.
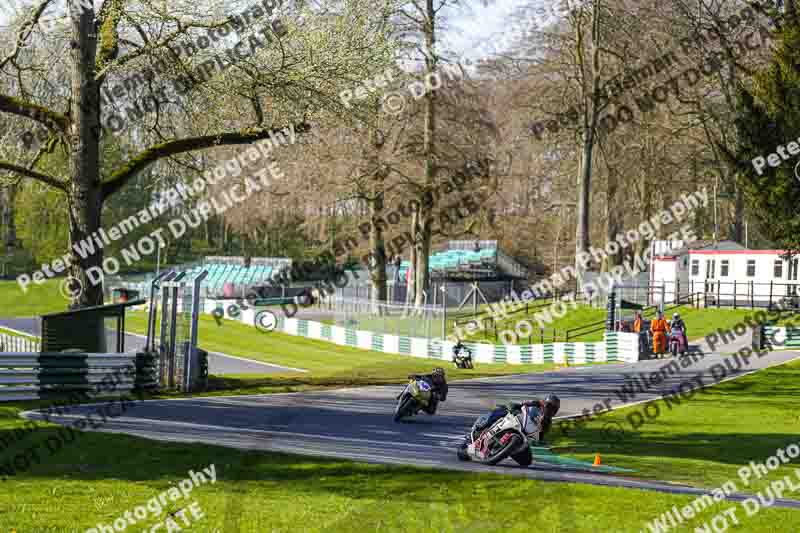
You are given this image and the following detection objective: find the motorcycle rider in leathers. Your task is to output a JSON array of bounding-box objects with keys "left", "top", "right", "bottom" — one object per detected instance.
[{"left": 475, "top": 395, "right": 561, "bottom": 444}]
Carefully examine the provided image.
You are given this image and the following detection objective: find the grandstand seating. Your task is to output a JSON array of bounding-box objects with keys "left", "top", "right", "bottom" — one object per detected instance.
[
  {"left": 397, "top": 245, "right": 524, "bottom": 280},
  {"left": 181, "top": 262, "right": 278, "bottom": 291}
]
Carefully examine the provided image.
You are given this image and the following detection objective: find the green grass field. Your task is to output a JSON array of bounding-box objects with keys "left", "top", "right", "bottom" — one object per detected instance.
[
  {"left": 124, "top": 311, "right": 562, "bottom": 394},
  {"left": 2, "top": 354, "right": 800, "bottom": 531},
  {"left": 448, "top": 303, "right": 758, "bottom": 344},
  {"left": 551, "top": 356, "right": 800, "bottom": 493},
  {"left": 0, "top": 279, "right": 71, "bottom": 318}
]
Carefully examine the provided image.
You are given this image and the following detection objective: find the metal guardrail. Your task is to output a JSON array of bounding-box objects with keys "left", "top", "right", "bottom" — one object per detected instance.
[
  {"left": 0, "top": 352, "right": 157, "bottom": 402},
  {"left": 0, "top": 332, "right": 40, "bottom": 352}
]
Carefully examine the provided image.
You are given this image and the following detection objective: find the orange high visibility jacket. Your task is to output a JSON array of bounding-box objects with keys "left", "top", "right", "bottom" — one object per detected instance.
[
  {"left": 650, "top": 318, "right": 671, "bottom": 334},
  {"left": 633, "top": 317, "right": 642, "bottom": 332}
]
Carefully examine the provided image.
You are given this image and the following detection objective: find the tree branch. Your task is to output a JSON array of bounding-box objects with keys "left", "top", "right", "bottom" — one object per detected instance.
[
  {"left": 0, "top": 160, "right": 67, "bottom": 191},
  {"left": 0, "top": 0, "right": 55, "bottom": 71},
  {"left": 102, "top": 121, "right": 311, "bottom": 198},
  {"left": 0, "top": 94, "right": 69, "bottom": 133}
]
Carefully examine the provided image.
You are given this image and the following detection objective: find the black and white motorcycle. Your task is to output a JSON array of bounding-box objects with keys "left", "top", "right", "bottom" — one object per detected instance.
[
  {"left": 452, "top": 344, "right": 474, "bottom": 369},
  {"left": 456, "top": 403, "right": 544, "bottom": 466}
]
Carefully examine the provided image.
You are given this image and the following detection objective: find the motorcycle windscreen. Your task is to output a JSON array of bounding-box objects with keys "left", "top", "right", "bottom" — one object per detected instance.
[{"left": 409, "top": 380, "right": 432, "bottom": 404}]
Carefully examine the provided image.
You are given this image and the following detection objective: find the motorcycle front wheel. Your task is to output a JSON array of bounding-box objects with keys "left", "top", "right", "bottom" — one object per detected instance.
[
  {"left": 511, "top": 446, "right": 533, "bottom": 467},
  {"left": 484, "top": 433, "right": 523, "bottom": 466},
  {"left": 393, "top": 394, "right": 415, "bottom": 422},
  {"left": 456, "top": 440, "right": 471, "bottom": 461}
]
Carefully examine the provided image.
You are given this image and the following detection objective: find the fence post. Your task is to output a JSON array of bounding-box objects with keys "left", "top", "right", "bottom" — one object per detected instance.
[
  {"left": 717, "top": 282, "right": 720, "bottom": 308},
  {"left": 734, "top": 280, "right": 737, "bottom": 309},
  {"left": 769, "top": 281, "right": 773, "bottom": 307},
  {"left": 540, "top": 328, "right": 544, "bottom": 344},
  {"left": 751, "top": 281, "right": 755, "bottom": 309}
]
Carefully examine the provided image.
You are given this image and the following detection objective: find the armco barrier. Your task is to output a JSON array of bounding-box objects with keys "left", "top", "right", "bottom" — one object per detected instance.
[
  {"left": 0, "top": 332, "right": 40, "bottom": 353},
  {"left": 0, "top": 352, "right": 158, "bottom": 402}
]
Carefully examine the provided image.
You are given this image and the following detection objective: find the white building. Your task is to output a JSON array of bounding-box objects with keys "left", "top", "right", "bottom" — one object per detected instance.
[{"left": 649, "top": 240, "right": 799, "bottom": 307}]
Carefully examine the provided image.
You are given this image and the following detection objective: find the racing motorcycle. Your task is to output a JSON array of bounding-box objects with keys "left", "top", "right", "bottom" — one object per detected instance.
[
  {"left": 456, "top": 403, "right": 540, "bottom": 466},
  {"left": 452, "top": 345, "right": 474, "bottom": 369},
  {"left": 393, "top": 377, "right": 434, "bottom": 422},
  {"left": 669, "top": 325, "right": 688, "bottom": 357}
]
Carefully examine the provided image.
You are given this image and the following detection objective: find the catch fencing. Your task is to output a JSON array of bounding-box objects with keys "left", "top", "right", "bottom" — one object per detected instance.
[{"left": 326, "top": 297, "right": 446, "bottom": 341}]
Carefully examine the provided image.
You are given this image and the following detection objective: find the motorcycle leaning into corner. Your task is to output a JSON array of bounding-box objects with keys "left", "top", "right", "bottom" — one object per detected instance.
[
  {"left": 457, "top": 396, "right": 560, "bottom": 466},
  {"left": 452, "top": 342, "right": 473, "bottom": 369},
  {"left": 393, "top": 368, "right": 447, "bottom": 422}
]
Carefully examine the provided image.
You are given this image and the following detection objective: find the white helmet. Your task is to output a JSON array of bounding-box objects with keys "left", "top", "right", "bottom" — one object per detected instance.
[{"left": 673, "top": 313, "right": 680, "bottom": 319}]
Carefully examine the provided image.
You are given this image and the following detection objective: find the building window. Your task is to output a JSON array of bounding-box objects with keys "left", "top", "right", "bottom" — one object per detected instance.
[
  {"left": 790, "top": 259, "right": 799, "bottom": 281},
  {"left": 747, "top": 260, "right": 756, "bottom": 277},
  {"left": 691, "top": 259, "right": 699, "bottom": 276},
  {"left": 705, "top": 259, "right": 716, "bottom": 279},
  {"left": 774, "top": 260, "right": 783, "bottom": 279},
  {"left": 721, "top": 260, "right": 729, "bottom": 277}
]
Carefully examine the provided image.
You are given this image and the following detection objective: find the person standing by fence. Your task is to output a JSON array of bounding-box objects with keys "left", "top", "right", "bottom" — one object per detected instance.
[{"left": 650, "top": 311, "right": 671, "bottom": 355}]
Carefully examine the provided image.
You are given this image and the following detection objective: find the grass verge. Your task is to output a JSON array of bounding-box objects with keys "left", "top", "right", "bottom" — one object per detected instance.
[
  {"left": 551, "top": 356, "right": 800, "bottom": 494},
  {"left": 123, "top": 311, "right": 565, "bottom": 395},
  {"left": 1, "top": 391, "right": 799, "bottom": 532},
  {"left": 0, "top": 279, "right": 70, "bottom": 318}
]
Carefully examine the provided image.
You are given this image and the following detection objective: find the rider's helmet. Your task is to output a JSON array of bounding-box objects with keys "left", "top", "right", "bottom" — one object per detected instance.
[
  {"left": 543, "top": 394, "right": 561, "bottom": 417},
  {"left": 432, "top": 367, "right": 446, "bottom": 384},
  {"left": 673, "top": 313, "right": 680, "bottom": 319}
]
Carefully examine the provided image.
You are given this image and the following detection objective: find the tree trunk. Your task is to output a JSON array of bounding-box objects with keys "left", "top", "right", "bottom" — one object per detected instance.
[
  {"left": 2, "top": 184, "right": 18, "bottom": 251},
  {"left": 413, "top": 0, "right": 437, "bottom": 311},
  {"left": 603, "top": 167, "right": 620, "bottom": 272},
  {"left": 574, "top": 0, "right": 603, "bottom": 291},
  {"left": 369, "top": 192, "right": 387, "bottom": 313},
  {"left": 412, "top": 206, "right": 432, "bottom": 311},
  {"left": 732, "top": 180, "right": 744, "bottom": 244},
  {"left": 66, "top": 3, "right": 104, "bottom": 308}
]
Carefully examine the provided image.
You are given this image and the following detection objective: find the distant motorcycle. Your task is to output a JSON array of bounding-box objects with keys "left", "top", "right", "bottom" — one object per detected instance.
[
  {"left": 669, "top": 326, "right": 688, "bottom": 357},
  {"left": 452, "top": 345, "right": 474, "bottom": 369},
  {"left": 394, "top": 377, "right": 434, "bottom": 422},
  {"left": 456, "top": 405, "right": 539, "bottom": 466}
]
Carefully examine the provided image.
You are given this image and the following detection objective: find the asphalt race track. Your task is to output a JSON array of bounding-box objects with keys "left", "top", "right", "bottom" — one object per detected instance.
[{"left": 22, "top": 348, "right": 800, "bottom": 508}]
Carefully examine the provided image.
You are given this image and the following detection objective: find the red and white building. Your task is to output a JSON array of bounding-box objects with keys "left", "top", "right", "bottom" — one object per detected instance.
[{"left": 649, "top": 240, "right": 800, "bottom": 306}]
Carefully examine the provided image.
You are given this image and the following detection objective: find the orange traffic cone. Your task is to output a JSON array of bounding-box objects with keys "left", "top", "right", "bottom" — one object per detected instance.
[{"left": 593, "top": 454, "right": 602, "bottom": 467}]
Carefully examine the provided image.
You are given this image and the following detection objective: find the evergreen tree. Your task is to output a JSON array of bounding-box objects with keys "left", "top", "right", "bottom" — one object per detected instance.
[{"left": 726, "top": 1, "right": 800, "bottom": 253}]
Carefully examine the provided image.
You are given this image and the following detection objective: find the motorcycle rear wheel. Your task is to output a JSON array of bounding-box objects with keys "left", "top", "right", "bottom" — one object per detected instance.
[{"left": 484, "top": 433, "right": 523, "bottom": 466}]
